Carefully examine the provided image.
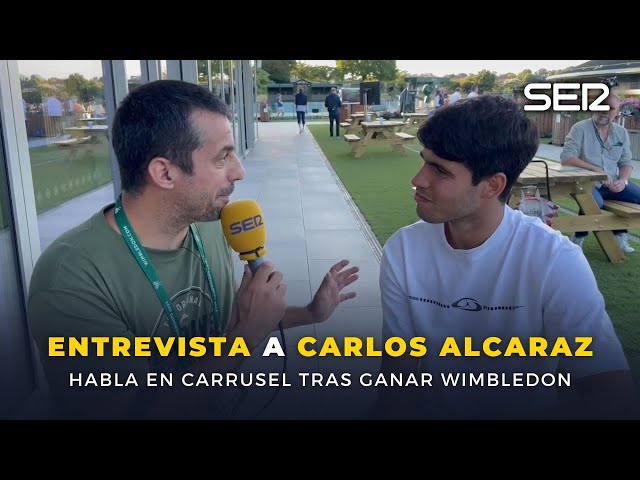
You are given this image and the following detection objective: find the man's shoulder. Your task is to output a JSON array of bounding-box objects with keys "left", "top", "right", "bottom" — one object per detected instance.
[
  {"left": 383, "top": 221, "right": 431, "bottom": 251},
  {"left": 509, "top": 208, "right": 583, "bottom": 260},
  {"left": 30, "top": 206, "right": 115, "bottom": 292},
  {"left": 42, "top": 207, "right": 110, "bottom": 254}
]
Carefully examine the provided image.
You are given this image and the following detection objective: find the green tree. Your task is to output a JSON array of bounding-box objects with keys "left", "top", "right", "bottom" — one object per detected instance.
[
  {"left": 21, "top": 75, "right": 43, "bottom": 105},
  {"left": 292, "top": 62, "right": 339, "bottom": 83},
  {"left": 197, "top": 60, "right": 223, "bottom": 84},
  {"left": 262, "top": 60, "right": 296, "bottom": 83},
  {"left": 473, "top": 70, "right": 497, "bottom": 93},
  {"left": 336, "top": 60, "right": 397, "bottom": 81},
  {"left": 65, "top": 74, "right": 91, "bottom": 102},
  {"left": 388, "top": 69, "right": 410, "bottom": 97},
  {"left": 516, "top": 69, "right": 536, "bottom": 83},
  {"left": 256, "top": 68, "right": 270, "bottom": 94}
]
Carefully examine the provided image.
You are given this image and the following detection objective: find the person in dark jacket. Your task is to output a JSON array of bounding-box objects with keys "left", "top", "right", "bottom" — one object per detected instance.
[
  {"left": 325, "top": 87, "right": 343, "bottom": 138},
  {"left": 295, "top": 88, "right": 308, "bottom": 133}
]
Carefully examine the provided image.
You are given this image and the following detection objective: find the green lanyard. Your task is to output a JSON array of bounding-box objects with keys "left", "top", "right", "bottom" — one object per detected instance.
[{"left": 113, "top": 194, "right": 221, "bottom": 337}]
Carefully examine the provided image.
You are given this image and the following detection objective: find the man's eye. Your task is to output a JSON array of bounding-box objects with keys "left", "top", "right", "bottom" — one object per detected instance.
[{"left": 429, "top": 164, "right": 446, "bottom": 174}]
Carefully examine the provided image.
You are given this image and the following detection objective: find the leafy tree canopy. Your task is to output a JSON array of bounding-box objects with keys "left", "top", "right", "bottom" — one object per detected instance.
[
  {"left": 336, "top": 60, "right": 397, "bottom": 82},
  {"left": 262, "top": 60, "right": 296, "bottom": 83}
]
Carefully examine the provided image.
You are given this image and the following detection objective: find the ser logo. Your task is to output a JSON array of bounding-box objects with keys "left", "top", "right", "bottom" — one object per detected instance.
[
  {"left": 229, "top": 215, "right": 263, "bottom": 235},
  {"left": 523, "top": 83, "right": 610, "bottom": 112}
]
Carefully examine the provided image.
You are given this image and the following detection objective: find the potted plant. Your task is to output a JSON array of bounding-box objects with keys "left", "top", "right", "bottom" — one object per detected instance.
[{"left": 619, "top": 97, "right": 640, "bottom": 129}]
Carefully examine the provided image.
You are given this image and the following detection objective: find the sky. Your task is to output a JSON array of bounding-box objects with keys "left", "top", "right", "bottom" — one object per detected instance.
[
  {"left": 18, "top": 60, "right": 145, "bottom": 79},
  {"left": 297, "top": 60, "right": 589, "bottom": 76},
  {"left": 17, "top": 60, "right": 589, "bottom": 80}
]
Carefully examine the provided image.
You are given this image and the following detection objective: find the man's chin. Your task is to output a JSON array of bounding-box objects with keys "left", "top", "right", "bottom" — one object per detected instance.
[
  {"left": 200, "top": 207, "right": 222, "bottom": 222},
  {"left": 417, "top": 208, "right": 444, "bottom": 224}
]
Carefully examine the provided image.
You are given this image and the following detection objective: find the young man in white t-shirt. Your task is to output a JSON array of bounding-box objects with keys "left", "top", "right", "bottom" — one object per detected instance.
[{"left": 376, "top": 95, "right": 638, "bottom": 420}]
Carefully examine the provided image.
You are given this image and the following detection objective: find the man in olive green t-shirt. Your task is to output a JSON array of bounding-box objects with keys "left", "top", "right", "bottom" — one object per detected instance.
[{"left": 27, "top": 80, "right": 359, "bottom": 420}]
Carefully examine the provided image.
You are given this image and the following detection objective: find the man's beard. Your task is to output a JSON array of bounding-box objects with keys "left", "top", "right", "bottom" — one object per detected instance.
[{"left": 174, "top": 185, "right": 234, "bottom": 226}]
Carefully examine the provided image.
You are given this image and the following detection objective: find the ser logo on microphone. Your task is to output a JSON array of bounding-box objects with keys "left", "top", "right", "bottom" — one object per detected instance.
[{"left": 229, "top": 215, "right": 264, "bottom": 235}]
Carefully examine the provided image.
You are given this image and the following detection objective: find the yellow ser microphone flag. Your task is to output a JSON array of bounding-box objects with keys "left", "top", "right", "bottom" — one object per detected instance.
[{"left": 220, "top": 199, "right": 268, "bottom": 273}]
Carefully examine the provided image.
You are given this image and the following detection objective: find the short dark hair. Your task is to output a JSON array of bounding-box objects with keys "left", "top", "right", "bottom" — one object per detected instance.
[
  {"left": 417, "top": 95, "right": 538, "bottom": 203},
  {"left": 112, "top": 80, "right": 231, "bottom": 193}
]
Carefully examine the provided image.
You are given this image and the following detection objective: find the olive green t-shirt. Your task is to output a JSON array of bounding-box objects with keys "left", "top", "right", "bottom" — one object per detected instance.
[{"left": 27, "top": 204, "right": 236, "bottom": 416}]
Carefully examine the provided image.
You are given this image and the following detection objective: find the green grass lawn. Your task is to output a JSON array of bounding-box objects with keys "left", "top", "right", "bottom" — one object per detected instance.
[
  {"left": 308, "top": 122, "right": 640, "bottom": 382},
  {"left": 308, "top": 123, "right": 423, "bottom": 243},
  {"left": 0, "top": 140, "right": 113, "bottom": 229},
  {"left": 29, "top": 141, "right": 113, "bottom": 214}
]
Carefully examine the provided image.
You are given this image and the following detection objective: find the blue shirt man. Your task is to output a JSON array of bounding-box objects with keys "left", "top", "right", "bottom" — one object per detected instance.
[{"left": 560, "top": 93, "right": 637, "bottom": 253}]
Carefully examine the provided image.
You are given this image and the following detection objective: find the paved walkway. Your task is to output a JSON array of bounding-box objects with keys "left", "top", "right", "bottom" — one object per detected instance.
[{"left": 231, "top": 121, "right": 383, "bottom": 419}]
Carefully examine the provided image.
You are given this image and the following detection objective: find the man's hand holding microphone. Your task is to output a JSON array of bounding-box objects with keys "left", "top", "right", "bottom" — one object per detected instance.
[{"left": 221, "top": 200, "right": 359, "bottom": 350}]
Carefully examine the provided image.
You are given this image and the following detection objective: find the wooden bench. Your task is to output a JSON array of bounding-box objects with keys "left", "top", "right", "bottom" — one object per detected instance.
[
  {"left": 394, "top": 132, "right": 415, "bottom": 142},
  {"left": 54, "top": 135, "right": 92, "bottom": 147},
  {"left": 550, "top": 200, "right": 640, "bottom": 243},
  {"left": 54, "top": 138, "right": 79, "bottom": 146},
  {"left": 343, "top": 134, "right": 364, "bottom": 157},
  {"left": 603, "top": 200, "right": 640, "bottom": 218},
  {"left": 53, "top": 136, "right": 93, "bottom": 162},
  {"left": 340, "top": 122, "right": 351, "bottom": 128}
]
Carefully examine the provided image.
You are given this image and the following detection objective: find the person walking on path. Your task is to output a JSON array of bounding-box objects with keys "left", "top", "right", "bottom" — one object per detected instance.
[{"left": 295, "top": 88, "right": 308, "bottom": 134}]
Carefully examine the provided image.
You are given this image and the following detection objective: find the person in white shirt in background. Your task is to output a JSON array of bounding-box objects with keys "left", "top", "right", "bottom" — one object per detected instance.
[
  {"left": 375, "top": 94, "right": 637, "bottom": 420},
  {"left": 467, "top": 85, "right": 479, "bottom": 98},
  {"left": 448, "top": 87, "right": 463, "bottom": 105}
]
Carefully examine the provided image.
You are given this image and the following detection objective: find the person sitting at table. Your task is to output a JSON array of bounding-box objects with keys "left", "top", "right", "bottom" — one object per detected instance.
[
  {"left": 560, "top": 93, "right": 638, "bottom": 254},
  {"left": 375, "top": 94, "right": 637, "bottom": 420}
]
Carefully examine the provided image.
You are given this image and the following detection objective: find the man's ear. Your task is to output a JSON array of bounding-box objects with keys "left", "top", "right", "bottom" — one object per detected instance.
[
  {"left": 482, "top": 173, "right": 507, "bottom": 200},
  {"left": 147, "top": 157, "right": 176, "bottom": 189}
]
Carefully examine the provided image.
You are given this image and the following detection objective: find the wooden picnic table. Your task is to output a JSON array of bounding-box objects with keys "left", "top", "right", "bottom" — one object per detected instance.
[
  {"left": 402, "top": 112, "right": 430, "bottom": 126},
  {"left": 510, "top": 159, "right": 630, "bottom": 263},
  {"left": 344, "top": 113, "right": 376, "bottom": 134},
  {"left": 77, "top": 117, "right": 107, "bottom": 125},
  {"left": 64, "top": 125, "right": 109, "bottom": 144},
  {"left": 344, "top": 120, "right": 414, "bottom": 158}
]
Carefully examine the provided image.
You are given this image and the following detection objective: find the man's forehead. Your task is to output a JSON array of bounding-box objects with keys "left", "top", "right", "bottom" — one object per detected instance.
[
  {"left": 604, "top": 96, "right": 619, "bottom": 107},
  {"left": 193, "top": 111, "right": 231, "bottom": 135},
  {"left": 421, "top": 148, "right": 448, "bottom": 163}
]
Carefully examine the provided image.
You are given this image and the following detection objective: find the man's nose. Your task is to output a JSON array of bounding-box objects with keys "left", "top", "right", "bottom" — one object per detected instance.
[
  {"left": 230, "top": 157, "right": 245, "bottom": 182},
  {"left": 412, "top": 167, "right": 429, "bottom": 188}
]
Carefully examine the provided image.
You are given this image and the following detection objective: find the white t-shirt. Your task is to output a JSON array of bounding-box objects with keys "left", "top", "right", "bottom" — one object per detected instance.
[{"left": 380, "top": 206, "right": 629, "bottom": 419}]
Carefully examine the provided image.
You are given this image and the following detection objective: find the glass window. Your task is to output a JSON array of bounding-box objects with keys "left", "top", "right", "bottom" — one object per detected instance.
[
  {"left": 160, "top": 60, "right": 168, "bottom": 80},
  {"left": 125, "top": 60, "right": 142, "bottom": 91},
  {"left": 18, "top": 61, "right": 115, "bottom": 251}
]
